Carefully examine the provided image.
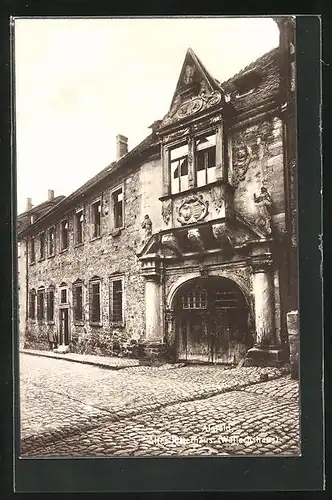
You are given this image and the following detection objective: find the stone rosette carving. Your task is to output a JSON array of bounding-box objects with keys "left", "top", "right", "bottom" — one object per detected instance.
[
  {"left": 162, "top": 200, "right": 172, "bottom": 226},
  {"left": 187, "top": 228, "right": 205, "bottom": 252},
  {"left": 253, "top": 186, "right": 273, "bottom": 235},
  {"left": 177, "top": 194, "right": 209, "bottom": 225},
  {"left": 232, "top": 136, "right": 252, "bottom": 187}
]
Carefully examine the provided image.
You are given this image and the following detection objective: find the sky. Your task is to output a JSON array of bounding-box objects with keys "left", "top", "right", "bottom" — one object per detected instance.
[{"left": 14, "top": 17, "right": 279, "bottom": 214}]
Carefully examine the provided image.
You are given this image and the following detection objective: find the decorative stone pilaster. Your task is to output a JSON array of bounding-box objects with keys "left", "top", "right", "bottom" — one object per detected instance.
[
  {"left": 251, "top": 257, "right": 275, "bottom": 346},
  {"left": 139, "top": 255, "right": 164, "bottom": 364},
  {"left": 145, "top": 276, "right": 162, "bottom": 342},
  {"left": 187, "top": 136, "right": 195, "bottom": 188},
  {"left": 245, "top": 256, "right": 285, "bottom": 366},
  {"left": 165, "top": 310, "right": 176, "bottom": 361}
]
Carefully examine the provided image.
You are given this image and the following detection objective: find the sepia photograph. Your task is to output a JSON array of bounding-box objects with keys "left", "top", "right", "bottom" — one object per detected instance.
[{"left": 15, "top": 16, "right": 300, "bottom": 458}]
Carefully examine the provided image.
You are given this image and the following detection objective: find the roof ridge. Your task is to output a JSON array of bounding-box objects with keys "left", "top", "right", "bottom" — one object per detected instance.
[{"left": 19, "top": 132, "right": 158, "bottom": 235}]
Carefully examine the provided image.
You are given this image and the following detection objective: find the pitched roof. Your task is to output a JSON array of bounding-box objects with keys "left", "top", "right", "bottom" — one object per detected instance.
[
  {"left": 17, "top": 195, "right": 66, "bottom": 234},
  {"left": 19, "top": 132, "right": 159, "bottom": 237},
  {"left": 18, "top": 47, "right": 280, "bottom": 237},
  {"left": 221, "top": 47, "right": 280, "bottom": 114}
]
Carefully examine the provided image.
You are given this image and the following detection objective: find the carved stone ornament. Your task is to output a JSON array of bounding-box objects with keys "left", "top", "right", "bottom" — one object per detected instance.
[
  {"left": 141, "top": 214, "right": 152, "bottom": 240},
  {"left": 192, "top": 115, "right": 221, "bottom": 133},
  {"left": 161, "top": 233, "right": 182, "bottom": 256},
  {"left": 232, "top": 137, "right": 252, "bottom": 188},
  {"left": 187, "top": 228, "right": 205, "bottom": 252},
  {"left": 212, "top": 222, "right": 233, "bottom": 247},
  {"left": 162, "top": 200, "right": 172, "bottom": 226},
  {"left": 163, "top": 128, "right": 189, "bottom": 144},
  {"left": 210, "top": 189, "right": 225, "bottom": 214},
  {"left": 250, "top": 257, "right": 273, "bottom": 274},
  {"left": 162, "top": 90, "right": 222, "bottom": 127},
  {"left": 183, "top": 65, "right": 195, "bottom": 85},
  {"left": 177, "top": 97, "right": 204, "bottom": 119},
  {"left": 253, "top": 186, "right": 273, "bottom": 235},
  {"left": 199, "top": 263, "right": 209, "bottom": 277},
  {"left": 187, "top": 137, "right": 195, "bottom": 188},
  {"left": 177, "top": 195, "right": 209, "bottom": 226}
]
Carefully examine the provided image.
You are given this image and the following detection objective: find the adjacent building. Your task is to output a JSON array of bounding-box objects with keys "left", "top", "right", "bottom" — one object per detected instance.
[
  {"left": 17, "top": 191, "right": 66, "bottom": 347},
  {"left": 18, "top": 17, "right": 297, "bottom": 365}
]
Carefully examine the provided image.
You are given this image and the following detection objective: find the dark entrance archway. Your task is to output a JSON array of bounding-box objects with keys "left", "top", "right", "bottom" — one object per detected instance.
[{"left": 174, "top": 276, "right": 252, "bottom": 364}]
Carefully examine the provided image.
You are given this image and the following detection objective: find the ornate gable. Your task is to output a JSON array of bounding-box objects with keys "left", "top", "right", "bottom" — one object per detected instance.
[{"left": 160, "top": 48, "right": 228, "bottom": 129}]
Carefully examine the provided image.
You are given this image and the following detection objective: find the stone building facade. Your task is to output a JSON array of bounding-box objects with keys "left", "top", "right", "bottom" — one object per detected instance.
[
  {"left": 17, "top": 191, "right": 65, "bottom": 347},
  {"left": 18, "top": 17, "right": 297, "bottom": 365}
]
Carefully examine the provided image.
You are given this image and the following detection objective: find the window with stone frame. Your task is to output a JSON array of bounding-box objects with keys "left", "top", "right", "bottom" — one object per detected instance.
[
  {"left": 59, "top": 283, "right": 68, "bottom": 305},
  {"left": 39, "top": 231, "right": 46, "bottom": 260},
  {"left": 109, "top": 277, "right": 124, "bottom": 324},
  {"left": 60, "top": 219, "right": 69, "bottom": 250},
  {"left": 73, "top": 280, "right": 84, "bottom": 323},
  {"left": 111, "top": 187, "right": 124, "bottom": 229},
  {"left": 170, "top": 143, "right": 189, "bottom": 194},
  {"left": 29, "top": 289, "right": 36, "bottom": 319},
  {"left": 74, "top": 209, "right": 84, "bottom": 245},
  {"left": 46, "top": 286, "right": 55, "bottom": 322},
  {"left": 30, "top": 237, "right": 35, "bottom": 264},
  {"left": 48, "top": 226, "right": 56, "bottom": 256},
  {"left": 89, "top": 278, "right": 101, "bottom": 324},
  {"left": 91, "top": 199, "right": 101, "bottom": 238},
  {"left": 37, "top": 287, "right": 45, "bottom": 321},
  {"left": 195, "top": 133, "right": 217, "bottom": 187}
]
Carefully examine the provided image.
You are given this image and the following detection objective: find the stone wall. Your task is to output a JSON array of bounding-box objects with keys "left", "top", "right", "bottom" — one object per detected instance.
[
  {"left": 232, "top": 116, "right": 285, "bottom": 236},
  {"left": 18, "top": 242, "right": 27, "bottom": 347},
  {"left": 25, "top": 156, "right": 163, "bottom": 355}
]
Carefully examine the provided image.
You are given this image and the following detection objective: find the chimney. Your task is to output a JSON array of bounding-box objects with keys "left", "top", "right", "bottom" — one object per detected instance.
[
  {"left": 116, "top": 134, "right": 128, "bottom": 161},
  {"left": 26, "top": 198, "right": 33, "bottom": 211},
  {"left": 48, "top": 189, "right": 55, "bottom": 201}
]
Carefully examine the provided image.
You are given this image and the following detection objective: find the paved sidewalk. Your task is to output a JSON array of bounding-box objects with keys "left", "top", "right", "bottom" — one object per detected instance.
[{"left": 20, "top": 348, "right": 141, "bottom": 369}]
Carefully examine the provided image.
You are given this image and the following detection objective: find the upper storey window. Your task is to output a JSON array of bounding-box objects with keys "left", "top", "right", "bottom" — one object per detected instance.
[
  {"left": 170, "top": 143, "right": 189, "bottom": 194},
  {"left": 48, "top": 226, "right": 56, "bottom": 257},
  {"left": 195, "top": 133, "right": 217, "bottom": 187},
  {"left": 112, "top": 188, "right": 124, "bottom": 229},
  {"left": 75, "top": 209, "right": 84, "bottom": 245},
  {"left": 60, "top": 220, "right": 69, "bottom": 251},
  {"left": 91, "top": 199, "right": 101, "bottom": 238}
]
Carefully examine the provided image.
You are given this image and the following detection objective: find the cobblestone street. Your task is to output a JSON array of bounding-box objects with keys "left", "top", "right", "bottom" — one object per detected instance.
[{"left": 19, "top": 353, "right": 300, "bottom": 457}]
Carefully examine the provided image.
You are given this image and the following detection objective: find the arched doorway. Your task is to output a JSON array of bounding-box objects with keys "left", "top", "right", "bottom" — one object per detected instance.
[{"left": 173, "top": 276, "right": 252, "bottom": 364}]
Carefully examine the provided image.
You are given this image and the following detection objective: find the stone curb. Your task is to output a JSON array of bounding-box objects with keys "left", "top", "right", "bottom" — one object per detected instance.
[
  {"left": 20, "top": 349, "right": 140, "bottom": 370},
  {"left": 20, "top": 371, "right": 287, "bottom": 455}
]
